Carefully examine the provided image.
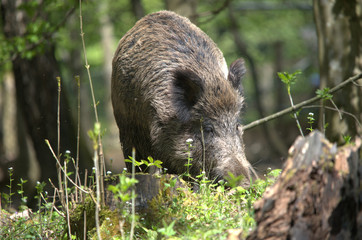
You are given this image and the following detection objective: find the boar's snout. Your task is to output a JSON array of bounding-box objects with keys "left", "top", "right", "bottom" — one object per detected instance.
[
  {"left": 210, "top": 151, "right": 253, "bottom": 187},
  {"left": 203, "top": 125, "right": 256, "bottom": 186}
]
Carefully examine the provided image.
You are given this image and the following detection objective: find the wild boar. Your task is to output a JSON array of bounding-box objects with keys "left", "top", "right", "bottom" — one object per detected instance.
[{"left": 111, "top": 10, "right": 255, "bottom": 185}]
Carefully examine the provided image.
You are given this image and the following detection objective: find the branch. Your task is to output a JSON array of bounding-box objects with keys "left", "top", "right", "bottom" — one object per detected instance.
[
  {"left": 45, "top": 139, "right": 90, "bottom": 194},
  {"left": 243, "top": 73, "right": 362, "bottom": 131},
  {"left": 233, "top": 2, "right": 313, "bottom": 12},
  {"left": 198, "top": 0, "right": 231, "bottom": 17},
  {"left": 196, "top": 0, "right": 231, "bottom": 23},
  {"left": 1, "top": 7, "right": 75, "bottom": 64}
]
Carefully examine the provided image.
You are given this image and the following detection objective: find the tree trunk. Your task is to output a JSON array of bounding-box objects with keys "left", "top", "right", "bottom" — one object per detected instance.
[
  {"left": 1, "top": 72, "right": 18, "bottom": 163},
  {"left": 165, "top": 0, "right": 198, "bottom": 23},
  {"left": 99, "top": 0, "right": 120, "bottom": 160},
  {"left": 131, "top": 0, "right": 145, "bottom": 20},
  {"left": 246, "top": 131, "right": 362, "bottom": 240},
  {"left": 313, "top": 0, "right": 362, "bottom": 143},
  {"left": 228, "top": 6, "right": 288, "bottom": 158},
  {"left": 1, "top": 0, "right": 92, "bottom": 193}
]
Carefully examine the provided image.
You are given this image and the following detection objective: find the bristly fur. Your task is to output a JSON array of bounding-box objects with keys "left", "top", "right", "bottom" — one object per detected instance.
[{"left": 111, "top": 11, "right": 254, "bottom": 185}]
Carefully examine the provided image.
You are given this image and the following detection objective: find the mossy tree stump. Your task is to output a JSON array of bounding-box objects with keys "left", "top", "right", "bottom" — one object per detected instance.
[{"left": 247, "top": 131, "right": 361, "bottom": 240}]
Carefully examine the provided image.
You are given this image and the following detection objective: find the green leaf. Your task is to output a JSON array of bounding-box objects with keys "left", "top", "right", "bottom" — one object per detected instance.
[
  {"left": 278, "top": 70, "right": 301, "bottom": 85},
  {"left": 277, "top": 72, "right": 289, "bottom": 84},
  {"left": 157, "top": 220, "right": 177, "bottom": 237},
  {"left": 267, "top": 169, "right": 282, "bottom": 178},
  {"left": 153, "top": 160, "right": 163, "bottom": 168},
  {"left": 343, "top": 135, "right": 352, "bottom": 144},
  {"left": 147, "top": 156, "right": 154, "bottom": 163},
  {"left": 316, "top": 88, "right": 333, "bottom": 100}
]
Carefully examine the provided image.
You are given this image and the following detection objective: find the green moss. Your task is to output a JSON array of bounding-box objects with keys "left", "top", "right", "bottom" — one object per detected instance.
[{"left": 70, "top": 196, "right": 123, "bottom": 239}]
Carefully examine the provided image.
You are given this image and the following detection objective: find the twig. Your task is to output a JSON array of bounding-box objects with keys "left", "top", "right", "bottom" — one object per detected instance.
[
  {"left": 45, "top": 139, "right": 90, "bottom": 194},
  {"left": 329, "top": 98, "right": 342, "bottom": 120},
  {"left": 56, "top": 76, "right": 61, "bottom": 161},
  {"left": 287, "top": 87, "right": 304, "bottom": 137},
  {"left": 83, "top": 168, "right": 88, "bottom": 240},
  {"left": 83, "top": 210, "right": 87, "bottom": 240},
  {"left": 93, "top": 147, "right": 102, "bottom": 240},
  {"left": 75, "top": 75, "right": 81, "bottom": 203},
  {"left": 321, "top": 101, "right": 326, "bottom": 135},
  {"left": 79, "top": 0, "right": 105, "bottom": 206},
  {"left": 56, "top": 77, "right": 64, "bottom": 206},
  {"left": 64, "top": 161, "right": 72, "bottom": 239},
  {"left": 352, "top": 79, "right": 362, "bottom": 86},
  {"left": 197, "top": 0, "right": 231, "bottom": 23},
  {"left": 46, "top": 182, "right": 64, "bottom": 217},
  {"left": 243, "top": 73, "right": 362, "bottom": 131},
  {"left": 130, "top": 148, "right": 136, "bottom": 240}
]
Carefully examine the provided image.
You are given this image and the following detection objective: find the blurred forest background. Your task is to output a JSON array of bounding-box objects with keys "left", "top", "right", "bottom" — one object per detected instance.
[{"left": 0, "top": 0, "right": 361, "bottom": 205}]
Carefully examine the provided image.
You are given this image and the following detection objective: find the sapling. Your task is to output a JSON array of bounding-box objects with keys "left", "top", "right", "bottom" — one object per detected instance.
[
  {"left": 3, "top": 167, "right": 15, "bottom": 209},
  {"left": 316, "top": 87, "right": 341, "bottom": 135},
  {"left": 17, "top": 178, "right": 28, "bottom": 210},
  {"left": 185, "top": 138, "right": 194, "bottom": 178},
  {"left": 278, "top": 70, "right": 304, "bottom": 137},
  {"left": 306, "top": 112, "right": 315, "bottom": 133}
]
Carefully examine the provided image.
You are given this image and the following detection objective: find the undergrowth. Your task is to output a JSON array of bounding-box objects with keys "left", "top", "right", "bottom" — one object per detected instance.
[
  {"left": 0, "top": 166, "right": 281, "bottom": 239},
  {"left": 141, "top": 169, "right": 281, "bottom": 239}
]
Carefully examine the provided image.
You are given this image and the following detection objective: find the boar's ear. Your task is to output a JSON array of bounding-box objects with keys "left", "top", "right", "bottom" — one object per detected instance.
[
  {"left": 228, "top": 58, "right": 246, "bottom": 94},
  {"left": 172, "top": 69, "right": 204, "bottom": 120}
]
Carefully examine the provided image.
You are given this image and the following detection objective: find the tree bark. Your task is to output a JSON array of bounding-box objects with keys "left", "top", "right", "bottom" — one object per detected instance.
[
  {"left": 313, "top": 0, "right": 362, "bottom": 143},
  {"left": 1, "top": 0, "right": 92, "bottom": 193},
  {"left": 247, "top": 131, "right": 362, "bottom": 240}
]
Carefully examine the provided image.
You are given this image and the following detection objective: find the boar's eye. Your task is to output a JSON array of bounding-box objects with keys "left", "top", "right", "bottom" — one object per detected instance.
[{"left": 203, "top": 126, "right": 214, "bottom": 135}]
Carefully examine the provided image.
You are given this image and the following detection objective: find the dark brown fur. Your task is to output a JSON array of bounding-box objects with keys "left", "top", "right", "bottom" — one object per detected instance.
[{"left": 111, "top": 11, "right": 254, "bottom": 184}]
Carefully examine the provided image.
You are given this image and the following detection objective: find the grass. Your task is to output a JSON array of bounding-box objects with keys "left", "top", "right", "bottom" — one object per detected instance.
[{"left": 0, "top": 165, "right": 281, "bottom": 239}]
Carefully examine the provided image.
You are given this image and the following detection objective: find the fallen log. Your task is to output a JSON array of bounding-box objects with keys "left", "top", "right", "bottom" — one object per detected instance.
[{"left": 246, "top": 131, "right": 362, "bottom": 240}]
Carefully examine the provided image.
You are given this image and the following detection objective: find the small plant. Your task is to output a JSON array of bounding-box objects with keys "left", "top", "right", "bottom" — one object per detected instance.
[
  {"left": 17, "top": 178, "right": 28, "bottom": 210},
  {"left": 316, "top": 87, "right": 341, "bottom": 135},
  {"left": 163, "top": 175, "right": 178, "bottom": 191},
  {"left": 124, "top": 156, "right": 163, "bottom": 172},
  {"left": 306, "top": 112, "right": 315, "bottom": 132},
  {"left": 278, "top": 70, "right": 304, "bottom": 137},
  {"left": 157, "top": 220, "right": 177, "bottom": 237},
  {"left": 184, "top": 138, "right": 194, "bottom": 178},
  {"left": 108, "top": 174, "right": 139, "bottom": 204},
  {"left": 34, "top": 181, "right": 46, "bottom": 237},
  {"left": 3, "top": 167, "right": 15, "bottom": 209},
  {"left": 343, "top": 135, "right": 352, "bottom": 144},
  {"left": 225, "top": 172, "right": 246, "bottom": 188},
  {"left": 108, "top": 173, "right": 139, "bottom": 238}
]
